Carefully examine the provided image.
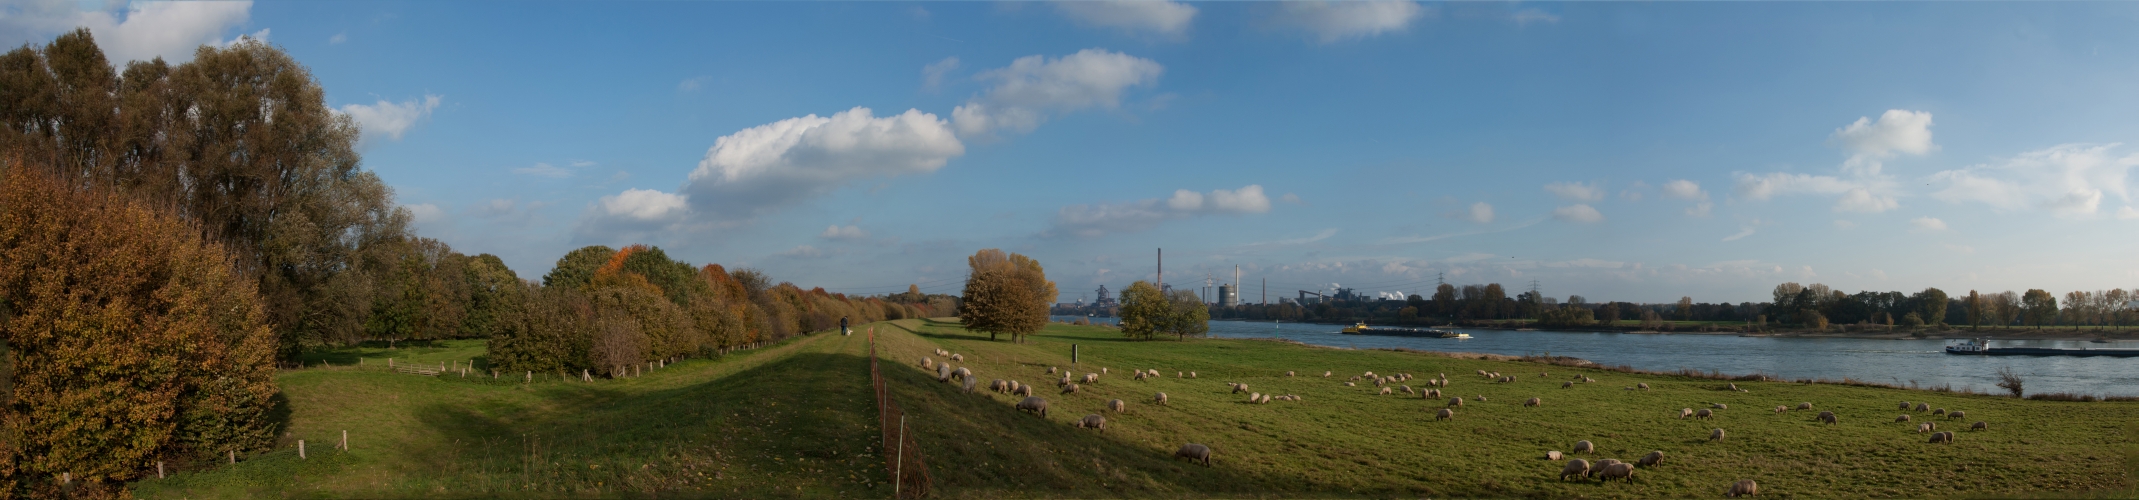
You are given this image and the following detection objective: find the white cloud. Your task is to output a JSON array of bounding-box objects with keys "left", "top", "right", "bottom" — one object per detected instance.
[
  {"left": 1909, "top": 216, "right": 1948, "bottom": 231},
  {"left": 1928, "top": 143, "right": 2136, "bottom": 217},
  {"left": 1734, "top": 172, "right": 1898, "bottom": 213},
  {"left": 1551, "top": 204, "right": 1604, "bottom": 223},
  {"left": 684, "top": 107, "right": 964, "bottom": 219},
  {"left": 1720, "top": 227, "right": 1755, "bottom": 242},
  {"left": 598, "top": 189, "right": 689, "bottom": 222},
  {"left": 402, "top": 203, "right": 443, "bottom": 224},
  {"left": 512, "top": 162, "right": 571, "bottom": 178},
  {"left": 1834, "top": 188, "right": 1898, "bottom": 213},
  {"left": 1053, "top": 0, "right": 1198, "bottom": 37},
  {"left": 328, "top": 32, "right": 346, "bottom": 44},
  {"left": 30, "top": 0, "right": 258, "bottom": 64},
  {"left": 337, "top": 94, "right": 442, "bottom": 144},
  {"left": 570, "top": 160, "right": 597, "bottom": 168},
  {"left": 2120, "top": 206, "right": 2139, "bottom": 220},
  {"left": 1466, "top": 201, "right": 1494, "bottom": 224},
  {"left": 1271, "top": 1, "right": 1427, "bottom": 43},
  {"left": 1048, "top": 184, "right": 1275, "bottom": 238},
  {"left": 1247, "top": 228, "right": 1339, "bottom": 246},
  {"left": 921, "top": 57, "right": 960, "bottom": 91},
  {"left": 1661, "top": 179, "right": 1712, "bottom": 217},
  {"left": 1543, "top": 181, "right": 1604, "bottom": 203},
  {"left": 1281, "top": 193, "right": 1303, "bottom": 204},
  {"left": 678, "top": 76, "right": 710, "bottom": 92},
  {"left": 821, "top": 224, "right": 868, "bottom": 240},
  {"left": 1830, "top": 109, "right": 1937, "bottom": 159},
  {"left": 952, "top": 49, "right": 1163, "bottom": 136}
]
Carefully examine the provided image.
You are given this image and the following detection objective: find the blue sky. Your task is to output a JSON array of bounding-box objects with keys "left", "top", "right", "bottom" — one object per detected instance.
[{"left": 8, "top": 1, "right": 2139, "bottom": 304}]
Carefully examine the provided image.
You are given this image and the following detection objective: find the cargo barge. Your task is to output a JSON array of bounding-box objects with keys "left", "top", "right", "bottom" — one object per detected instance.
[
  {"left": 1944, "top": 338, "right": 2139, "bottom": 357},
  {"left": 1340, "top": 322, "right": 1470, "bottom": 339}
]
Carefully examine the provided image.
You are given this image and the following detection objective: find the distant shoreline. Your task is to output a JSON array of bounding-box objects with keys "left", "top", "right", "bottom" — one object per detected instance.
[{"left": 1210, "top": 319, "right": 2139, "bottom": 342}]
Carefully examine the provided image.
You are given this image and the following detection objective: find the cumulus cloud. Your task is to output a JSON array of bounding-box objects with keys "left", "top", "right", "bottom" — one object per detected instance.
[
  {"left": 921, "top": 57, "right": 960, "bottom": 91},
  {"left": 2, "top": 0, "right": 259, "bottom": 64},
  {"left": 951, "top": 49, "right": 1163, "bottom": 136},
  {"left": 1551, "top": 204, "right": 1604, "bottom": 223},
  {"left": 1909, "top": 216, "right": 1948, "bottom": 231},
  {"left": 1270, "top": 1, "right": 1428, "bottom": 43},
  {"left": 1543, "top": 181, "right": 1604, "bottom": 203},
  {"left": 337, "top": 94, "right": 442, "bottom": 144},
  {"left": 1928, "top": 143, "right": 2136, "bottom": 217},
  {"left": 1466, "top": 202, "right": 1494, "bottom": 224},
  {"left": 597, "top": 188, "right": 689, "bottom": 222},
  {"left": 1734, "top": 172, "right": 1898, "bottom": 213},
  {"left": 1053, "top": 0, "right": 1197, "bottom": 37},
  {"left": 1047, "top": 184, "right": 1274, "bottom": 238},
  {"left": 821, "top": 224, "right": 868, "bottom": 240},
  {"left": 1720, "top": 227, "right": 1755, "bottom": 242},
  {"left": 1831, "top": 109, "right": 1937, "bottom": 160},
  {"left": 684, "top": 107, "right": 964, "bottom": 219},
  {"left": 402, "top": 203, "right": 443, "bottom": 224},
  {"left": 2119, "top": 206, "right": 2139, "bottom": 220},
  {"left": 1736, "top": 110, "right": 1931, "bottom": 214}
]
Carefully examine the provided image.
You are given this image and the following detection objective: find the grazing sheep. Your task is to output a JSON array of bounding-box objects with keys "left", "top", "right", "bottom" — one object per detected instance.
[
  {"left": 1915, "top": 402, "right": 1929, "bottom": 412},
  {"left": 1933, "top": 408, "right": 1946, "bottom": 416},
  {"left": 1101, "top": 367, "right": 1108, "bottom": 374},
  {"left": 1323, "top": 371, "right": 1333, "bottom": 377},
  {"left": 1573, "top": 440, "right": 1595, "bottom": 454},
  {"left": 1134, "top": 371, "right": 1147, "bottom": 382},
  {"left": 1929, "top": 431, "right": 1954, "bottom": 444},
  {"left": 1048, "top": 366, "right": 1057, "bottom": 374},
  {"left": 1259, "top": 394, "right": 1272, "bottom": 404},
  {"left": 1775, "top": 406, "right": 1787, "bottom": 414},
  {"left": 1797, "top": 402, "right": 1813, "bottom": 410},
  {"left": 1174, "top": 443, "right": 1213, "bottom": 466},
  {"left": 1075, "top": 414, "right": 1106, "bottom": 432},
  {"left": 1475, "top": 395, "right": 1489, "bottom": 402},
  {"left": 1918, "top": 423, "right": 1933, "bottom": 433},
  {"left": 1817, "top": 411, "right": 1838, "bottom": 425},
  {"left": 1637, "top": 383, "right": 1650, "bottom": 390},
  {"left": 1896, "top": 414, "right": 1911, "bottom": 423},
  {"left": 921, "top": 358, "right": 935, "bottom": 370},
  {"left": 1082, "top": 373, "right": 1100, "bottom": 385},
  {"left": 1948, "top": 410, "right": 1966, "bottom": 420},
  {"left": 1710, "top": 428, "right": 1726, "bottom": 441},
  {"left": 1525, "top": 397, "right": 1543, "bottom": 407},
  {"left": 1638, "top": 450, "right": 1664, "bottom": 467},
  {"left": 1584, "top": 377, "right": 1596, "bottom": 383},
  {"left": 1435, "top": 408, "right": 1454, "bottom": 421},
  {"left": 962, "top": 376, "right": 977, "bottom": 392},
  {"left": 1375, "top": 378, "right": 1388, "bottom": 387},
  {"left": 1379, "top": 387, "right": 1393, "bottom": 395},
  {"left": 1448, "top": 397, "right": 1464, "bottom": 407},
  {"left": 938, "top": 364, "right": 953, "bottom": 382},
  {"left": 1696, "top": 409, "right": 1713, "bottom": 419},
  {"left": 1189, "top": 372, "right": 1197, "bottom": 378},
  {"left": 1563, "top": 381, "right": 1574, "bottom": 389},
  {"left": 1727, "top": 479, "right": 1758, "bottom": 497},
  {"left": 1598, "top": 462, "right": 1635, "bottom": 482},
  {"left": 1108, "top": 399, "right": 1127, "bottom": 413},
  {"left": 1680, "top": 408, "right": 1695, "bottom": 419},
  {"left": 1546, "top": 450, "right": 1564, "bottom": 461},
  {"left": 1232, "top": 383, "right": 1249, "bottom": 394},
  {"left": 950, "top": 353, "right": 964, "bottom": 362},
  {"left": 1477, "top": 369, "right": 1488, "bottom": 377},
  {"left": 1016, "top": 397, "right": 1049, "bottom": 417},
  {"left": 1728, "top": 383, "right": 1740, "bottom": 391},
  {"left": 1061, "top": 383, "right": 1079, "bottom": 395},
  {"left": 1248, "top": 392, "right": 1261, "bottom": 402},
  {"left": 1400, "top": 385, "right": 1414, "bottom": 394},
  {"left": 1594, "top": 458, "right": 1623, "bottom": 470},
  {"left": 1059, "top": 374, "right": 1073, "bottom": 387},
  {"left": 1178, "top": 372, "right": 1184, "bottom": 378},
  {"left": 1559, "top": 459, "right": 1591, "bottom": 480},
  {"left": 1014, "top": 385, "right": 1033, "bottom": 397},
  {"left": 1712, "top": 403, "right": 1729, "bottom": 410},
  {"left": 954, "top": 367, "right": 972, "bottom": 381},
  {"left": 1154, "top": 392, "right": 1168, "bottom": 405},
  {"left": 1350, "top": 376, "right": 1361, "bottom": 382},
  {"left": 1899, "top": 401, "right": 1912, "bottom": 411},
  {"left": 990, "top": 379, "right": 1008, "bottom": 393},
  {"left": 1287, "top": 371, "right": 1296, "bottom": 377},
  {"left": 1971, "top": 421, "right": 1987, "bottom": 431}
]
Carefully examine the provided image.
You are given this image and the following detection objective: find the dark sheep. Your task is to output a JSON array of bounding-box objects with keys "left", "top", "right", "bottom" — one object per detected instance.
[
  {"left": 1016, "top": 397, "right": 1049, "bottom": 417},
  {"left": 1638, "top": 450, "right": 1664, "bottom": 467},
  {"left": 1929, "top": 431, "right": 1954, "bottom": 444},
  {"left": 1817, "top": 411, "right": 1838, "bottom": 425},
  {"left": 1710, "top": 428, "right": 1726, "bottom": 441},
  {"left": 1075, "top": 414, "right": 1106, "bottom": 432},
  {"left": 1573, "top": 440, "right": 1595, "bottom": 454},
  {"left": 1727, "top": 479, "right": 1758, "bottom": 497},
  {"left": 1524, "top": 397, "right": 1542, "bottom": 407},
  {"left": 1948, "top": 410, "right": 1966, "bottom": 420},
  {"left": 1448, "top": 397, "right": 1464, "bottom": 407},
  {"left": 1899, "top": 401, "right": 1912, "bottom": 411},
  {"left": 1971, "top": 421, "right": 1987, "bottom": 431},
  {"left": 1797, "top": 402, "right": 1813, "bottom": 410},
  {"left": 1896, "top": 414, "right": 1911, "bottom": 423},
  {"left": 1563, "top": 381, "right": 1575, "bottom": 389},
  {"left": 1175, "top": 443, "right": 1213, "bottom": 466},
  {"left": 1933, "top": 408, "right": 1946, "bottom": 416},
  {"left": 1436, "top": 408, "right": 1454, "bottom": 421},
  {"left": 1637, "top": 382, "right": 1650, "bottom": 390},
  {"left": 1915, "top": 402, "right": 1930, "bottom": 412},
  {"left": 1061, "top": 383, "right": 1079, "bottom": 395}
]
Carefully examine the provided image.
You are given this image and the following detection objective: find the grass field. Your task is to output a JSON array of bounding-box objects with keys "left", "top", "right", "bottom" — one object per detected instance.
[{"left": 137, "top": 319, "right": 2139, "bottom": 498}]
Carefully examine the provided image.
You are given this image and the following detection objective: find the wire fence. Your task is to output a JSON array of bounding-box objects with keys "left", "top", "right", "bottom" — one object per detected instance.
[{"left": 870, "top": 328, "right": 933, "bottom": 499}]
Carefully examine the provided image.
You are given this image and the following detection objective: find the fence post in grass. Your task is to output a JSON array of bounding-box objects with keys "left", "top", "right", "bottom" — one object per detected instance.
[
  {"left": 389, "top": 358, "right": 393, "bottom": 369},
  {"left": 299, "top": 440, "right": 306, "bottom": 459},
  {"left": 895, "top": 414, "right": 906, "bottom": 498},
  {"left": 1072, "top": 344, "right": 1079, "bottom": 364},
  {"left": 582, "top": 369, "right": 591, "bottom": 382},
  {"left": 526, "top": 371, "right": 532, "bottom": 383},
  {"left": 157, "top": 461, "right": 163, "bottom": 479},
  {"left": 229, "top": 450, "right": 235, "bottom": 464},
  {"left": 341, "top": 430, "right": 348, "bottom": 450}
]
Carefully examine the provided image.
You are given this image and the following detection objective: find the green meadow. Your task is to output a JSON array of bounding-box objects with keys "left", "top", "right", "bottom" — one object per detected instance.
[{"left": 137, "top": 319, "right": 2139, "bottom": 498}]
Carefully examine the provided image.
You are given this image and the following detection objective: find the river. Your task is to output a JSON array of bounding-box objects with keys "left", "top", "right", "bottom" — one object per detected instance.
[{"left": 1051, "top": 316, "right": 2139, "bottom": 397}]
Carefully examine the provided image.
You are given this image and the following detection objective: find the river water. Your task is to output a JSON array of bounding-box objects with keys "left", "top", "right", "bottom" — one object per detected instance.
[{"left": 1053, "top": 316, "right": 2139, "bottom": 397}]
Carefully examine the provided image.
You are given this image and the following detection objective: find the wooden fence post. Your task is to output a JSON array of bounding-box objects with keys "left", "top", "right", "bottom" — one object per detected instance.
[
  {"left": 895, "top": 414, "right": 906, "bottom": 498},
  {"left": 299, "top": 440, "right": 306, "bottom": 459},
  {"left": 526, "top": 371, "right": 532, "bottom": 383},
  {"left": 157, "top": 461, "right": 163, "bottom": 479},
  {"left": 340, "top": 430, "right": 348, "bottom": 450},
  {"left": 229, "top": 450, "right": 235, "bottom": 463}
]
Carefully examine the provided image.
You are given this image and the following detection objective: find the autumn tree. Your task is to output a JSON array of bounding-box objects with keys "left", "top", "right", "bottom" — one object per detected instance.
[
  {"left": 958, "top": 249, "right": 1054, "bottom": 343},
  {"left": 1914, "top": 287, "right": 1948, "bottom": 327},
  {"left": 1991, "top": 291, "right": 2021, "bottom": 329},
  {"left": 2022, "top": 289, "right": 2056, "bottom": 330},
  {"left": 0, "top": 168, "right": 279, "bottom": 495},
  {"left": 1676, "top": 296, "right": 1694, "bottom": 321},
  {"left": 1965, "top": 290, "right": 1985, "bottom": 330},
  {"left": 1161, "top": 289, "right": 1211, "bottom": 340},
  {"left": 1118, "top": 281, "right": 1167, "bottom": 341}
]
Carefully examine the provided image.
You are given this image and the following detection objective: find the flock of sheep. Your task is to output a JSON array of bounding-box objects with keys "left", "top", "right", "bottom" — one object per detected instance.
[{"left": 917, "top": 344, "right": 1992, "bottom": 496}]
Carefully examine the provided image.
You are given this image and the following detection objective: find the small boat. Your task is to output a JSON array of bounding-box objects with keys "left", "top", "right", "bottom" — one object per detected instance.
[
  {"left": 1341, "top": 322, "right": 1469, "bottom": 339},
  {"left": 1945, "top": 338, "right": 2139, "bottom": 357}
]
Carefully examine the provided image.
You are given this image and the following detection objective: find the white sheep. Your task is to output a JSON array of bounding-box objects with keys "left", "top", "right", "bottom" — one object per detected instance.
[
  {"left": 1573, "top": 440, "right": 1595, "bottom": 454},
  {"left": 1727, "top": 479, "right": 1757, "bottom": 497},
  {"left": 921, "top": 358, "right": 935, "bottom": 370},
  {"left": 1524, "top": 397, "right": 1542, "bottom": 407},
  {"left": 1695, "top": 409, "right": 1713, "bottom": 419},
  {"left": 1016, "top": 396, "right": 1049, "bottom": 416},
  {"left": 1638, "top": 450, "right": 1664, "bottom": 467},
  {"left": 1598, "top": 462, "right": 1635, "bottom": 482},
  {"left": 1082, "top": 373, "right": 1100, "bottom": 385},
  {"left": 1710, "top": 428, "right": 1726, "bottom": 441},
  {"left": 1435, "top": 408, "right": 1454, "bottom": 421},
  {"left": 1378, "top": 387, "right": 1393, "bottom": 395},
  {"left": 1061, "top": 383, "right": 1079, "bottom": 395},
  {"left": 1154, "top": 392, "right": 1169, "bottom": 405},
  {"left": 1174, "top": 443, "right": 1212, "bottom": 466},
  {"left": 1074, "top": 414, "right": 1106, "bottom": 432},
  {"left": 1545, "top": 450, "right": 1563, "bottom": 461},
  {"left": 1636, "top": 383, "right": 1649, "bottom": 390},
  {"left": 1797, "top": 402, "right": 1813, "bottom": 411},
  {"left": 1559, "top": 459, "right": 1590, "bottom": 480},
  {"left": 1680, "top": 408, "right": 1694, "bottom": 419}
]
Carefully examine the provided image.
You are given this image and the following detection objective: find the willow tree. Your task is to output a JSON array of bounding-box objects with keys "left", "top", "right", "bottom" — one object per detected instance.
[{"left": 959, "top": 249, "right": 1054, "bottom": 343}]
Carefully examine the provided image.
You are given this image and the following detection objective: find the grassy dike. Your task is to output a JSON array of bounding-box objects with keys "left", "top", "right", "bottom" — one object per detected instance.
[{"left": 138, "top": 319, "right": 2137, "bottom": 498}]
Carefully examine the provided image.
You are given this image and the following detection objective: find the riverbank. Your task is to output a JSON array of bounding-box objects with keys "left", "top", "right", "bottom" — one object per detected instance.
[{"left": 1221, "top": 318, "right": 2139, "bottom": 341}]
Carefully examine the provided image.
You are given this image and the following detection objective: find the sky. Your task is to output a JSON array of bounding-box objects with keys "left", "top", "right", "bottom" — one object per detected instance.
[{"left": 7, "top": 0, "right": 2139, "bottom": 304}]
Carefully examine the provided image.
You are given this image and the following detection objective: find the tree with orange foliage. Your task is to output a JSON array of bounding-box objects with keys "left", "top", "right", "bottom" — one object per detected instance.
[{"left": 960, "top": 249, "right": 1056, "bottom": 343}]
